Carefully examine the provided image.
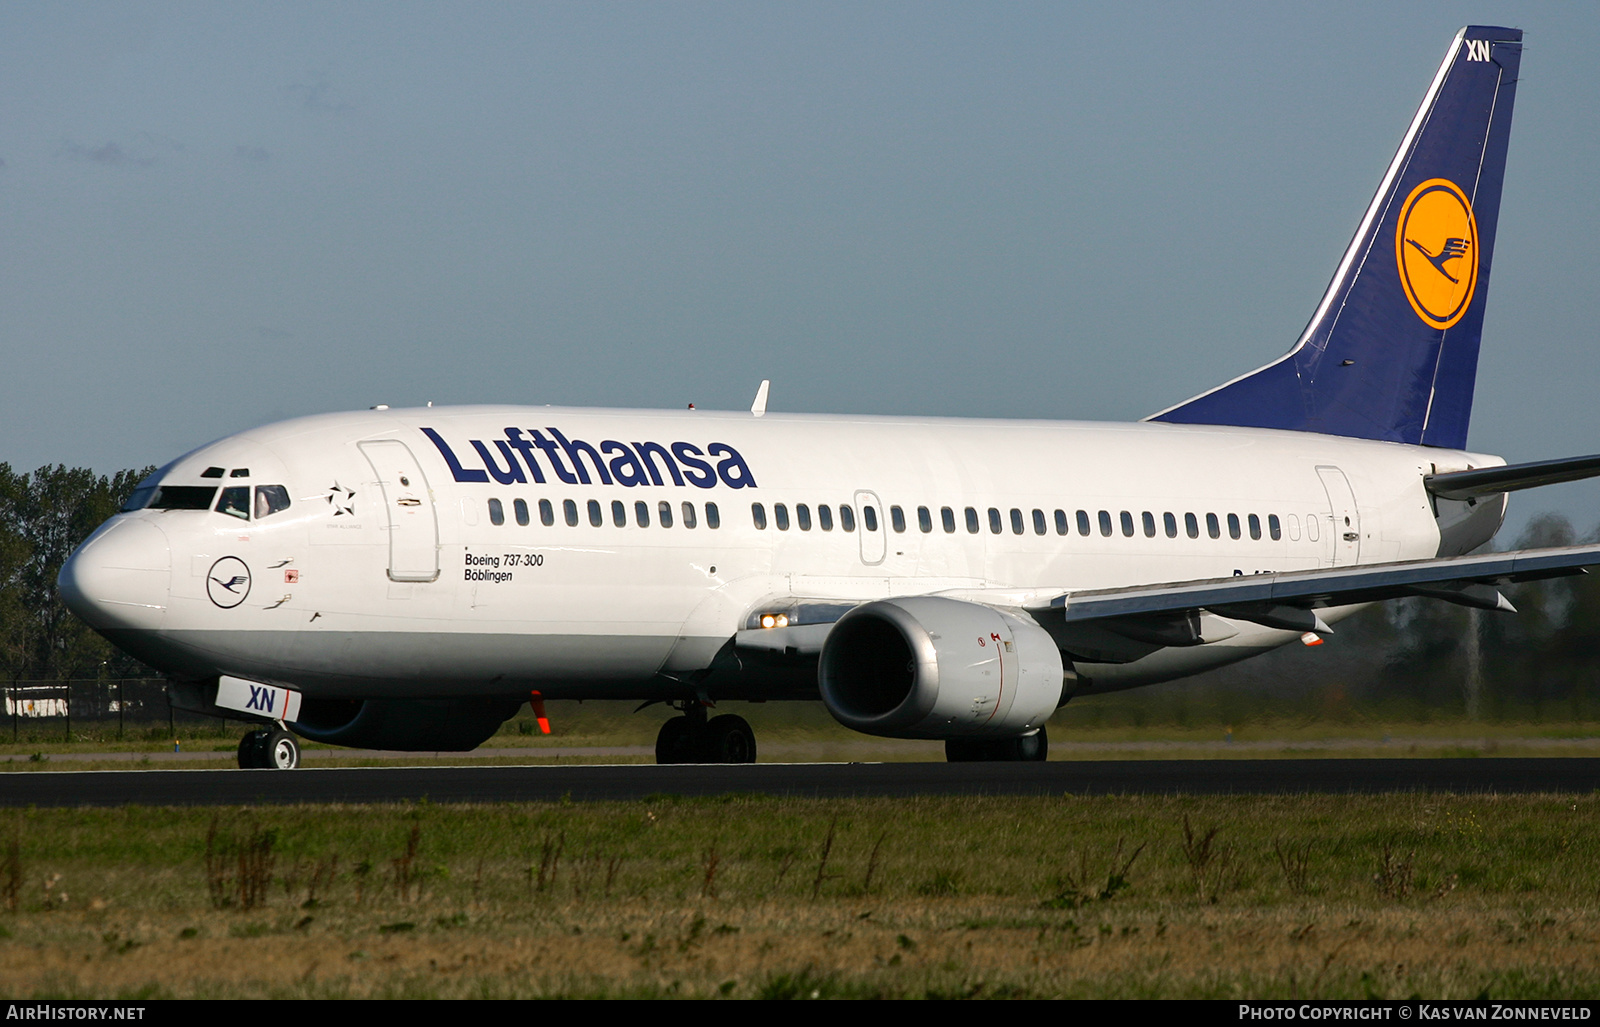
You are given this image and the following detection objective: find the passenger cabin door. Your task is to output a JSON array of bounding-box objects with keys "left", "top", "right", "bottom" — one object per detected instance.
[
  {"left": 359, "top": 440, "right": 440, "bottom": 582},
  {"left": 854, "top": 490, "right": 885, "bottom": 566},
  {"left": 1315, "top": 465, "right": 1361, "bottom": 566}
]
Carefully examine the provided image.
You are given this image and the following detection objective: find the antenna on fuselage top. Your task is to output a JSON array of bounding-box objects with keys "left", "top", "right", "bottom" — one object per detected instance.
[{"left": 751, "top": 379, "right": 770, "bottom": 417}]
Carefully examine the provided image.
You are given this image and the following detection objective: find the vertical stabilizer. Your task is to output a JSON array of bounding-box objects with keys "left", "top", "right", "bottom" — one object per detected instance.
[{"left": 1149, "top": 26, "right": 1522, "bottom": 449}]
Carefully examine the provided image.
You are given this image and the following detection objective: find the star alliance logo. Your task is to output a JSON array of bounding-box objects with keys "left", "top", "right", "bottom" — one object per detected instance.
[{"left": 325, "top": 482, "right": 356, "bottom": 517}]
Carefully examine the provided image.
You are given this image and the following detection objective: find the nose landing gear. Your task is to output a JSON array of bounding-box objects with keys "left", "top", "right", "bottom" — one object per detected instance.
[
  {"left": 654, "top": 703, "right": 757, "bottom": 765},
  {"left": 237, "top": 727, "right": 301, "bottom": 769}
]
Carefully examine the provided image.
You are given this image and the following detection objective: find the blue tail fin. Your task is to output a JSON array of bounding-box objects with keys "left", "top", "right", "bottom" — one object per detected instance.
[{"left": 1149, "top": 26, "right": 1522, "bottom": 449}]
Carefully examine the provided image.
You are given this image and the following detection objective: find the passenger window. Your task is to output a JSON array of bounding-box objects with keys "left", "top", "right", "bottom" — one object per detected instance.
[
  {"left": 988, "top": 508, "right": 1003, "bottom": 534},
  {"left": 1077, "top": 510, "right": 1091, "bottom": 536},
  {"left": 254, "top": 485, "right": 291, "bottom": 519},
  {"left": 1163, "top": 512, "right": 1177, "bottom": 538},
  {"left": 678, "top": 501, "right": 694, "bottom": 529},
  {"left": 705, "top": 502, "right": 720, "bottom": 529},
  {"left": 1099, "top": 510, "right": 1113, "bottom": 537},
  {"left": 918, "top": 506, "right": 933, "bottom": 533},
  {"left": 1306, "top": 513, "right": 1319, "bottom": 542},
  {"left": 775, "top": 503, "right": 790, "bottom": 530},
  {"left": 941, "top": 507, "right": 956, "bottom": 533},
  {"left": 1185, "top": 512, "right": 1199, "bottom": 539},
  {"left": 797, "top": 504, "right": 812, "bottom": 531},
  {"left": 840, "top": 505, "right": 856, "bottom": 532},
  {"left": 1268, "top": 514, "right": 1280, "bottom": 541},
  {"left": 564, "top": 499, "right": 579, "bottom": 527},
  {"left": 216, "top": 486, "right": 250, "bottom": 520},
  {"left": 1227, "top": 513, "right": 1241, "bottom": 540},
  {"left": 540, "top": 499, "right": 554, "bottom": 526},
  {"left": 863, "top": 506, "right": 878, "bottom": 532},
  {"left": 658, "top": 501, "right": 673, "bottom": 528},
  {"left": 1206, "top": 513, "right": 1220, "bottom": 539},
  {"left": 588, "top": 500, "right": 603, "bottom": 527},
  {"left": 1142, "top": 511, "right": 1155, "bottom": 537},
  {"left": 1287, "top": 513, "right": 1300, "bottom": 541},
  {"left": 890, "top": 506, "right": 906, "bottom": 533},
  {"left": 612, "top": 500, "right": 627, "bottom": 527},
  {"left": 1248, "top": 513, "right": 1261, "bottom": 540},
  {"left": 819, "top": 505, "right": 834, "bottom": 531},
  {"left": 635, "top": 501, "right": 650, "bottom": 528},
  {"left": 752, "top": 502, "right": 767, "bottom": 530},
  {"left": 1055, "top": 509, "right": 1069, "bottom": 535},
  {"left": 488, "top": 498, "right": 505, "bottom": 526},
  {"left": 965, "top": 507, "right": 980, "bottom": 534},
  {"left": 514, "top": 498, "right": 530, "bottom": 526},
  {"left": 1010, "top": 508, "right": 1024, "bottom": 535},
  {"left": 1032, "top": 509, "right": 1046, "bottom": 535},
  {"left": 1120, "top": 511, "right": 1134, "bottom": 537}
]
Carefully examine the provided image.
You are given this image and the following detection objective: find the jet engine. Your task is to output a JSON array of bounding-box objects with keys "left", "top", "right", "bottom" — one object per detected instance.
[
  {"left": 818, "top": 597, "right": 1067, "bottom": 739},
  {"left": 289, "top": 696, "right": 524, "bottom": 751}
]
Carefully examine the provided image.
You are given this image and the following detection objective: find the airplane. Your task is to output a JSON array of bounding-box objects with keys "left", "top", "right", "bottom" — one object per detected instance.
[{"left": 56, "top": 25, "right": 1600, "bottom": 770}]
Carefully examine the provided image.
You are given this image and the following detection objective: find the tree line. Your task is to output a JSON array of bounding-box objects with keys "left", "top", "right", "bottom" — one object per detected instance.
[
  {"left": 0, "top": 463, "right": 154, "bottom": 683},
  {"left": 2, "top": 462, "right": 1599, "bottom": 719}
]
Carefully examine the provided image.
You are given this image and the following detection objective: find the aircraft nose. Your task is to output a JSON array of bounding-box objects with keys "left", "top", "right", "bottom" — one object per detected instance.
[{"left": 58, "top": 517, "right": 170, "bottom": 632}]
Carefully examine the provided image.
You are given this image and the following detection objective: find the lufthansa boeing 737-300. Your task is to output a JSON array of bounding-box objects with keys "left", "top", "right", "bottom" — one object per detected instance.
[{"left": 56, "top": 26, "right": 1600, "bottom": 769}]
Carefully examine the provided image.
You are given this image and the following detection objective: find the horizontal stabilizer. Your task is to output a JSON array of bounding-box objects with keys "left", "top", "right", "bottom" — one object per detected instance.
[{"left": 1426, "top": 454, "right": 1600, "bottom": 500}]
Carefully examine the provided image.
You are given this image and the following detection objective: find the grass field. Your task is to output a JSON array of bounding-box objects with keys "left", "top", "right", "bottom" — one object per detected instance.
[{"left": 1, "top": 793, "right": 1597, "bottom": 998}]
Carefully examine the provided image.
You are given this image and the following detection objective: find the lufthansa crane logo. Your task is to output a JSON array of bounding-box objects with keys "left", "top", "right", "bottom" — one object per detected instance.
[
  {"left": 1395, "top": 177, "right": 1479, "bottom": 330},
  {"left": 207, "top": 556, "right": 252, "bottom": 609}
]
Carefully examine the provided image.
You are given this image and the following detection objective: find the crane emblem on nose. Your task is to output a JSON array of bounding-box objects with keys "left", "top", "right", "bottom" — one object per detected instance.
[{"left": 206, "top": 557, "right": 252, "bottom": 608}]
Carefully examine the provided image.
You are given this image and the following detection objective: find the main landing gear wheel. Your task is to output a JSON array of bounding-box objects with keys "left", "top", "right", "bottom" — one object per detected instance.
[
  {"left": 655, "top": 717, "right": 698, "bottom": 764},
  {"left": 237, "top": 727, "right": 301, "bottom": 769},
  {"left": 704, "top": 714, "right": 757, "bottom": 764},
  {"left": 945, "top": 726, "right": 1048, "bottom": 763},
  {"left": 654, "top": 708, "right": 759, "bottom": 764}
]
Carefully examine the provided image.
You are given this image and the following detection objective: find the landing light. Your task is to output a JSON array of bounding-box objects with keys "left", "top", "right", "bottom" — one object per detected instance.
[{"left": 759, "top": 613, "right": 790, "bottom": 629}]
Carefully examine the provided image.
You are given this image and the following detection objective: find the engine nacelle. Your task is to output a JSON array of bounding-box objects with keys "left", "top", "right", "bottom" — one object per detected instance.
[
  {"left": 818, "top": 597, "right": 1066, "bottom": 739},
  {"left": 289, "top": 696, "right": 524, "bottom": 752}
]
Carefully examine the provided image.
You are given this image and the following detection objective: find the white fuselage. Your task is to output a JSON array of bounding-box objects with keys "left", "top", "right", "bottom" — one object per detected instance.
[{"left": 63, "top": 405, "right": 1503, "bottom": 701}]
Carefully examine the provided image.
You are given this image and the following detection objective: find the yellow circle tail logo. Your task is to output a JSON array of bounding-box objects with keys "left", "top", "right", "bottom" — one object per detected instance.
[{"left": 1395, "top": 177, "right": 1479, "bottom": 330}]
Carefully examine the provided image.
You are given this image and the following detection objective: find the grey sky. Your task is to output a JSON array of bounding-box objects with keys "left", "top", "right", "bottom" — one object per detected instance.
[{"left": 2, "top": 2, "right": 1597, "bottom": 540}]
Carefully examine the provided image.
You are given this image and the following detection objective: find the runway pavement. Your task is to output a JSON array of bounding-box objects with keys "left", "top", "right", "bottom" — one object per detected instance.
[{"left": 2, "top": 757, "right": 1598, "bottom": 807}]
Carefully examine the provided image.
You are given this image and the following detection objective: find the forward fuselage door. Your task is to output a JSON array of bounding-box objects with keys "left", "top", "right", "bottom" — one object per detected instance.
[
  {"left": 1315, "top": 465, "right": 1361, "bottom": 566},
  {"left": 854, "top": 490, "right": 886, "bottom": 566},
  {"left": 359, "top": 440, "right": 440, "bottom": 582}
]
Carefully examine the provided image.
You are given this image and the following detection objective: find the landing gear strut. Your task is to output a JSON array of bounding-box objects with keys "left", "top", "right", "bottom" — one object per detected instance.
[
  {"left": 237, "top": 727, "right": 301, "bottom": 769},
  {"left": 945, "top": 726, "right": 1048, "bottom": 763},
  {"left": 655, "top": 704, "right": 757, "bottom": 765}
]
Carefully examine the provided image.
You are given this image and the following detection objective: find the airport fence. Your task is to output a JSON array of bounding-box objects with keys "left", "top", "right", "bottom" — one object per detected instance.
[{"left": 1, "top": 678, "right": 240, "bottom": 742}]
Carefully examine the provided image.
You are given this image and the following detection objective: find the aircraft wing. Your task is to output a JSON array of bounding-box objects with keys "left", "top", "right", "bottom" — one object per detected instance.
[{"left": 736, "top": 544, "right": 1600, "bottom": 655}]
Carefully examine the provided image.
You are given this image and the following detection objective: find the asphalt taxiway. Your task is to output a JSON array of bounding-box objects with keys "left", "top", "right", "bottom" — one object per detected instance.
[{"left": 2, "top": 757, "right": 1598, "bottom": 807}]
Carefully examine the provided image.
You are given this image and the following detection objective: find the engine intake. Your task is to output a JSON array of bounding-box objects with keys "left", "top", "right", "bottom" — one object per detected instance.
[{"left": 818, "top": 597, "right": 1066, "bottom": 739}]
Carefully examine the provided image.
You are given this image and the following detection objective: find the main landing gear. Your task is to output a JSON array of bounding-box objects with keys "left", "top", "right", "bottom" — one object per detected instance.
[
  {"left": 237, "top": 727, "right": 301, "bottom": 769},
  {"left": 655, "top": 703, "right": 757, "bottom": 765},
  {"left": 944, "top": 726, "right": 1048, "bottom": 763}
]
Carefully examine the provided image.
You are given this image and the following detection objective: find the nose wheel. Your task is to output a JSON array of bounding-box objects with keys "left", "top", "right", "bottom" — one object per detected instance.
[
  {"left": 655, "top": 707, "right": 757, "bottom": 764},
  {"left": 237, "top": 727, "right": 301, "bottom": 769}
]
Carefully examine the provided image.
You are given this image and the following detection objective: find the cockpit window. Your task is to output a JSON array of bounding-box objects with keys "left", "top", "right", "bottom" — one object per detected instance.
[
  {"left": 147, "top": 486, "right": 218, "bottom": 511},
  {"left": 254, "top": 485, "right": 291, "bottom": 519},
  {"left": 121, "top": 486, "right": 157, "bottom": 512},
  {"left": 216, "top": 486, "right": 250, "bottom": 520}
]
